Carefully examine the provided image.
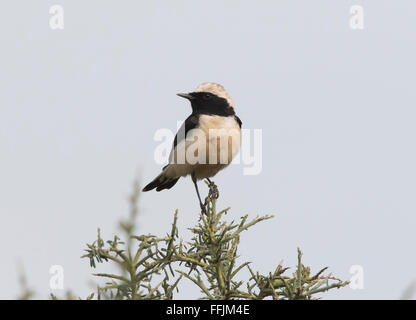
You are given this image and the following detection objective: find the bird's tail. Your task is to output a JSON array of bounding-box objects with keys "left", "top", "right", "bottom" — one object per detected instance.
[{"left": 142, "top": 166, "right": 179, "bottom": 192}]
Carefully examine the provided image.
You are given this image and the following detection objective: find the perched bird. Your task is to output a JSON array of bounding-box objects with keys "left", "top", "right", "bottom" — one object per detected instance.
[{"left": 142, "top": 82, "right": 242, "bottom": 211}]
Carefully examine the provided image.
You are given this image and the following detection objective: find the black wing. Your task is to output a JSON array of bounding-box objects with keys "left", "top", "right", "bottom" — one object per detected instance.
[
  {"left": 234, "top": 115, "right": 242, "bottom": 128},
  {"left": 172, "top": 114, "right": 200, "bottom": 149}
]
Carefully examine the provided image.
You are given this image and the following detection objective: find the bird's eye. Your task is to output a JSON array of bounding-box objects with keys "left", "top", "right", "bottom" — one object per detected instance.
[{"left": 203, "top": 93, "right": 212, "bottom": 100}]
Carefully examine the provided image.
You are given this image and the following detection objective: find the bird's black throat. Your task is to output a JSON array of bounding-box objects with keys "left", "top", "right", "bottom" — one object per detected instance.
[{"left": 189, "top": 92, "right": 235, "bottom": 117}]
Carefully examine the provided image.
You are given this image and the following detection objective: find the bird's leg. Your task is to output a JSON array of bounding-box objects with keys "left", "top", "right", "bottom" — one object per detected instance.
[{"left": 192, "top": 176, "right": 206, "bottom": 214}]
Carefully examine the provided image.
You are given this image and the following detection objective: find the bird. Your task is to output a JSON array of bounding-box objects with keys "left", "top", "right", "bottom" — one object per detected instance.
[{"left": 142, "top": 82, "right": 242, "bottom": 211}]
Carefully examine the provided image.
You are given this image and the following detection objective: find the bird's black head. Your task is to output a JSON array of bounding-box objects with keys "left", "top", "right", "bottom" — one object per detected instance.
[{"left": 177, "top": 83, "right": 235, "bottom": 117}]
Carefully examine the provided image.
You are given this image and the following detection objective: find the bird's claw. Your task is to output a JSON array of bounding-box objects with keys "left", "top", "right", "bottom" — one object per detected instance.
[{"left": 207, "top": 180, "right": 219, "bottom": 200}]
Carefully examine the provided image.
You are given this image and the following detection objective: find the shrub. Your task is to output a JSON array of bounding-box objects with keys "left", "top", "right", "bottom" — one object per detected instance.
[{"left": 82, "top": 181, "right": 348, "bottom": 300}]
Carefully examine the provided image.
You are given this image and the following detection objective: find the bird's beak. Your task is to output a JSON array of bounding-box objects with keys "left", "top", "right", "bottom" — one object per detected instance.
[{"left": 177, "top": 93, "right": 195, "bottom": 100}]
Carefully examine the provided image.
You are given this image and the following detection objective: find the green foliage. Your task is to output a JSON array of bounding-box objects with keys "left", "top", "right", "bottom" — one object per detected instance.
[{"left": 82, "top": 181, "right": 348, "bottom": 300}]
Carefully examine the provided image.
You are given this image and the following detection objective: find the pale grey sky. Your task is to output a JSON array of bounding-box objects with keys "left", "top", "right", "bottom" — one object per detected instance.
[{"left": 1, "top": 1, "right": 415, "bottom": 299}]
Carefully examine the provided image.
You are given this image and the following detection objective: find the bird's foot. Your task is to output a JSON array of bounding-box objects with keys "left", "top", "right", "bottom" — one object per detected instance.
[{"left": 206, "top": 179, "right": 219, "bottom": 200}]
